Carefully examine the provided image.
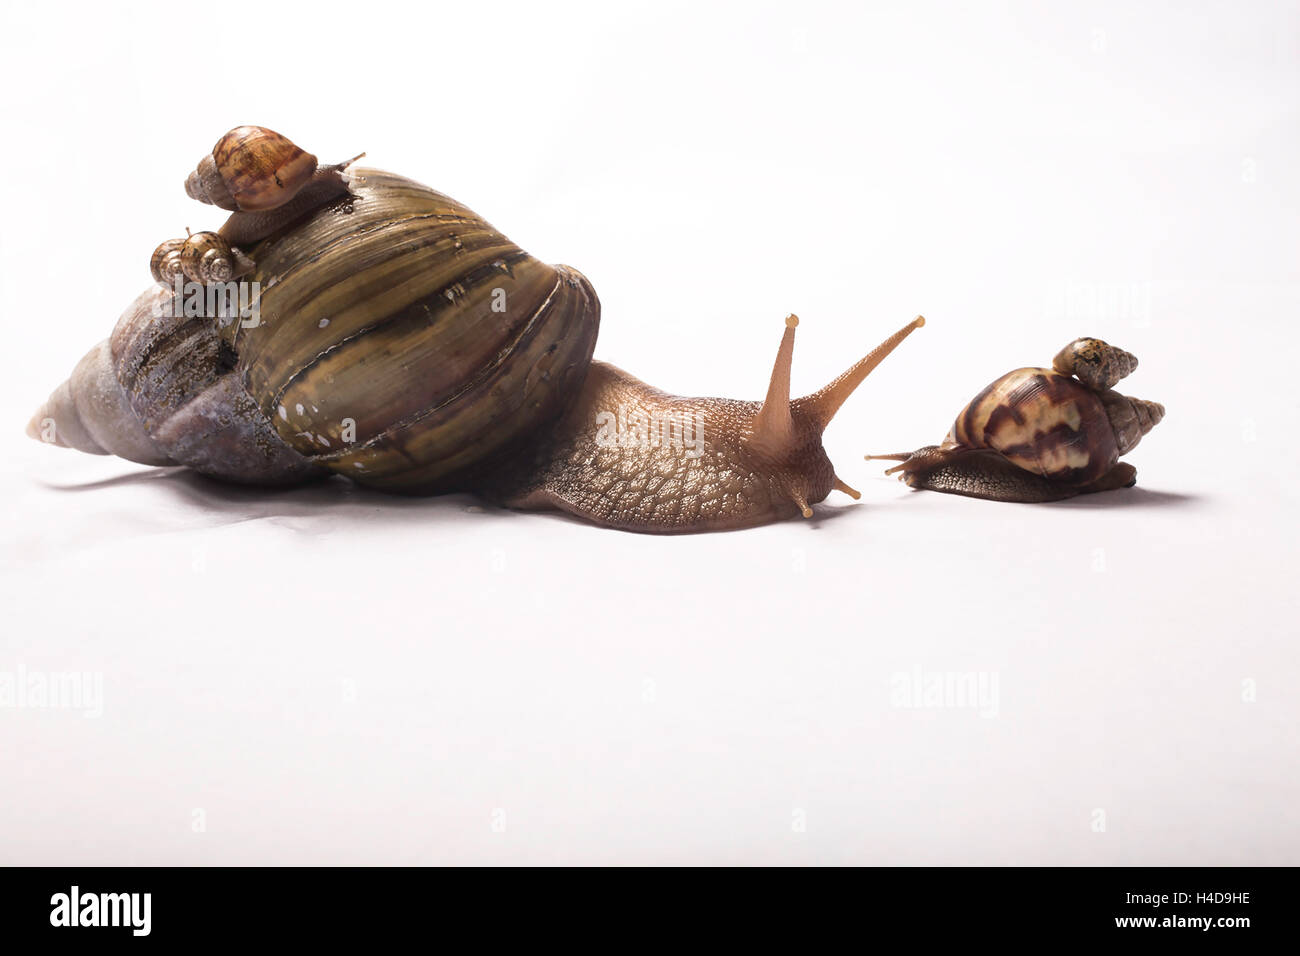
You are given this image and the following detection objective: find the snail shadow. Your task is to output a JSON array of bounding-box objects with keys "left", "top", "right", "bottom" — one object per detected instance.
[
  {"left": 1045, "top": 486, "right": 1203, "bottom": 511},
  {"left": 38, "top": 466, "right": 866, "bottom": 536},
  {"left": 37, "top": 466, "right": 489, "bottom": 530},
  {"left": 876, "top": 478, "right": 1203, "bottom": 511}
]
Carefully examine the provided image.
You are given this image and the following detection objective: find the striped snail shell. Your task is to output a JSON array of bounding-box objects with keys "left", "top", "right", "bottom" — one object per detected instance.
[
  {"left": 184, "top": 126, "right": 318, "bottom": 212},
  {"left": 230, "top": 168, "right": 600, "bottom": 492},
  {"left": 948, "top": 367, "right": 1158, "bottom": 485},
  {"left": 34, "top": 167, "right": 599, "bottom": 491}
]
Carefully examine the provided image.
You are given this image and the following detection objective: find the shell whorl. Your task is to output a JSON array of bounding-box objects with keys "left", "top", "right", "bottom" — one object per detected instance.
[
  {"left": 225, "top": 168, "right": 601, "bottom": 493},
  {"left": 151, "top": 232, "right": 255, "bottom": 287},
  {"left": 948, "top": 368, "right": 1119, "bottom": 485},
  {"left": 149, "top": 238, "right": 186, "bottom": 286},
  {"left": 185, "top": 153, "right": 236, "bottom": 210},
  {"left": 25, "top": 310, "right": 173, "bottom": 467},
  {"left": 1052, "top": 337, "right": 1138, "bottom": 391},
  {"left": 1097, "top": 391, "right": 1165, "bottom": 455},
  {"left": 32, "top": 168, "right": 600, "bottom": 492}
]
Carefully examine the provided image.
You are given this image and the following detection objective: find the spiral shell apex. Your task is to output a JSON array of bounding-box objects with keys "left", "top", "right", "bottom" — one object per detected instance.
[
  {"left": 178, "top": 232, "right": 234, "bottom": 284},
  {"left": 1098, "top": 391, "right": 1165, "bottom": 455},
  {"left": 37, "top": 168, "right": 601, "bottom": 493},
  {"left": 149, "top": 238, "right": 186, "bottom": 286}
]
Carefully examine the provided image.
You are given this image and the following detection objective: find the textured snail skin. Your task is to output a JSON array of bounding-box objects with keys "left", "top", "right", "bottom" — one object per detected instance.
[
  {"left": 491, "top": 364, "right": 834, "bottom": 532},
  {"left": 488, "top": 316, "right": 924, "bottom": 531},
  {"left": 29, "top": 129, "right": 926, "bottom": 532},
  {"left": 882, "top": 446, "right": 1137, "bottom": 502},
  {"left": 869, "top": 339, "right": 1164, "bottom": 503},
  {"left": 230, "top": 169, "right": 600, "bottom": 494},
  {"left": 216, "top": 169, "right": 353, "bottom": 245}
]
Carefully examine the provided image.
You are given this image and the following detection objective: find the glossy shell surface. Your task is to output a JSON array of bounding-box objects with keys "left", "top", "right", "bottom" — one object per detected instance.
[
  {"left": 224, "top": 168, "right": 600, "bottom": 492},
  {"left": 948, "top": 367, "right": 1118, "bottom": 485}
]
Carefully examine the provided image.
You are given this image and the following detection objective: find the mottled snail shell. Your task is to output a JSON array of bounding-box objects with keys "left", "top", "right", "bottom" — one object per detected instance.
[
  {"left": 1051, "top": 337, "right": 1138, "bottom": 391},
  {"left": 149, "top": 238, "right": 186, "bottom": 286},
  {"left": 947, "top": 368, "right": 1162, "bottom": 485},
  {"left": 184, "top": 126, "right": 317, "bottom": 212},
  {"left": 40, "top": 168, "right": 600, "bottom": 492}
]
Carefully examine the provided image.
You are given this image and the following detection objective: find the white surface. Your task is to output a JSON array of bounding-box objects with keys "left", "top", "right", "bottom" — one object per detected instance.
[{"left": 1, "top": 0, "right": 1296, "bottom": 865}]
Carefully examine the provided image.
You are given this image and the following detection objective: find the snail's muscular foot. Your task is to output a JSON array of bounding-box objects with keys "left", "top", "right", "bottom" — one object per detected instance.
[
  {"left": 217, "top": 156, "right": 363, "bottom": 245},
  {"left": 866, "top": 446, "right": 1137, "bottom": 503}
]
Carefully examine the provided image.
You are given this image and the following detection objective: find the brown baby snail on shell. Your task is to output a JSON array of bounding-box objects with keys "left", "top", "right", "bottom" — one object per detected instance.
[
  {"left": 150, "top": 125, "right": 363, "bottom": 286},
  {"left": 150, "top": 231, "right": 256, "bottom": 287},
  {"left": 28, "top": 125, "right": 927, "bottom": 533},
  {"left": 866, "top": 338, "right": 1165, "bottom": 502}
]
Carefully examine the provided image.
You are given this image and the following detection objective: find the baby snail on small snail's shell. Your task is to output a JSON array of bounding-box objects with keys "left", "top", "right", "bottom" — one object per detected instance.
[
  {"left": 866, "top": 338, "right": 1165, "bottom": 502},
  {"left": 28, "top": 125, "right": 927, "bottom": 533}
]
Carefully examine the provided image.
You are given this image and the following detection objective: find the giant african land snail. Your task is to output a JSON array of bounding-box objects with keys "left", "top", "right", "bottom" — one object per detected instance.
[{"left": 29, "top": 126, "right": 934, "bottom": 533}]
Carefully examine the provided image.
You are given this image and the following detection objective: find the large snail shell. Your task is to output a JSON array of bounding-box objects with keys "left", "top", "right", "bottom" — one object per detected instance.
[
  {"left": 149, "top": 238, "right": 186, "bottom": 286},
  {"left": 227, "top": 168, "right": 599, "bottom": 492},
  {"left": 33, "top": 168, "right": 601, "bottom": 493},
  {"left": 948, "top": 368, "right": 1119, "bottom": 485}
]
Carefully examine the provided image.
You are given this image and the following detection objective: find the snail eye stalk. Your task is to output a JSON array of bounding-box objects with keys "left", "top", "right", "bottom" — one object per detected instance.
[
  {"left": 748, "top": 314, "right": 925, "bottom": 516},
  {"left": 794, "top": 315, "right": 926, "bottom": 431}
]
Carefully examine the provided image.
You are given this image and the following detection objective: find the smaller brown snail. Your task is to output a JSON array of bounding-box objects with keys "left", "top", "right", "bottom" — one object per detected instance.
[
  {"left": 183, "top": 125, "right": 360, "bottom": 245},
  {"left": 866, "top": 337, "right": 1165, "bottom": 502},
  {"left": 185, "top": 124, "right": 318, "bottom": 212}
]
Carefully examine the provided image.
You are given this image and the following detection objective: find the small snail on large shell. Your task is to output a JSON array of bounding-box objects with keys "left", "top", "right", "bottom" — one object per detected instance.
[
  {"left": 185, "top": 125, "right": 318, "bottom": 213},
  {"left": 150, "top": 231, "right": 255, "bottom": 286},
  {"left": 28, "top": 125, "right": 926, "bottom": 533},
  {"left": 151, "top": 125, "right": 358, "bottom": 289},
  {"left": 867, "top": 338, "right": 1165, "bottom": 502}
]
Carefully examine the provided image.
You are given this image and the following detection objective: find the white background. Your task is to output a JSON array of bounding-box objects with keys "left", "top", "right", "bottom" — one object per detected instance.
[{"left": 1, "top": 0, "right": 1296, "bottom": 864}]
